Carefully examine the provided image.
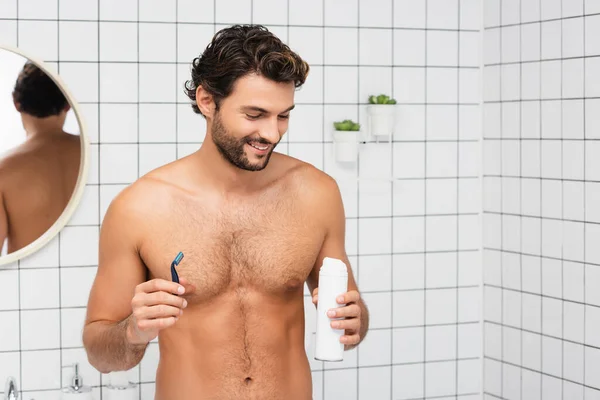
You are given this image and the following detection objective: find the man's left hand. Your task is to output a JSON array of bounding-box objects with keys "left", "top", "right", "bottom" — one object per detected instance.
[{"left": 327, "top": 290, "right": 362, "bottom": 346}]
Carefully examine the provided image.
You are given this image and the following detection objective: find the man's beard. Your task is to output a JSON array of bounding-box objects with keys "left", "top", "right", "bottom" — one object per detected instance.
[{"left": 211, "top": 112, "right": 277, "bottom": 172}]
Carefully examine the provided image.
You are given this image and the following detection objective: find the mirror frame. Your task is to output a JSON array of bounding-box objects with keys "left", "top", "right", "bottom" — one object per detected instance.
[{"left": 0, "top": 43, "right": 91, "bottom": 267}]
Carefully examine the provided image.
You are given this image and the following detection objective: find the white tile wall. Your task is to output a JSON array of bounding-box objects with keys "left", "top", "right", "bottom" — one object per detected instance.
[
  {"left": 483, "top": 0, "right": 600, "bottom": 398},
  {"left": 0, "top": 0, "right": 481, "bottom": 399}
]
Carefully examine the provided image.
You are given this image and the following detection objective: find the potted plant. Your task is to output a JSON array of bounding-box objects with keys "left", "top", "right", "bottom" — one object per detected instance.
[
  {"left": 332, "top": 119, "right": 361, "bottom": 162},
  {"left": 366, "top": 94, "right": 397, "bottom": 138}
]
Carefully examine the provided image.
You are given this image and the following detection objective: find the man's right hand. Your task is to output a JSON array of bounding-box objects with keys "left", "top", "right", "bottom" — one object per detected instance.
[{"left": 126, "top": 277, "right": 196, "bottom": 345}]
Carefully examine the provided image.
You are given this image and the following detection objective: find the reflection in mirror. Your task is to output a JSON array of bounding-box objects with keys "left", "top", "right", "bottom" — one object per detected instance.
[{"left": 0, "top": 46, "right": 88, "bottom": 264}]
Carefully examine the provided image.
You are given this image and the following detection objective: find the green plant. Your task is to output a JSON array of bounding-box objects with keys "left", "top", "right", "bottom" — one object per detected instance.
[
  {"left": 368, "top": 94, "right": 397, "bottom": 104},
  {"left": 333, "top": 119, "right": 361, "bottom": 131}
]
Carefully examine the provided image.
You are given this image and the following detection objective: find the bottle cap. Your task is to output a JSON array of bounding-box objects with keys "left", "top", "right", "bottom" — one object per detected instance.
[
  {"left": 109, "top": 371, "right": 131, "bottom": 387},
  {"left": 319, "top": 257, "right": 348, "bottom": 276}
]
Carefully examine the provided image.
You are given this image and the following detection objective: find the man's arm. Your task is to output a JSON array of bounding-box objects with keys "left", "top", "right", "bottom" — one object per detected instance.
[
  {"left": 82, "top": 186, "right": 150, "bottom": 373},
  {"left": 306, "top": 175, "right": 369, "bottom": 350}
]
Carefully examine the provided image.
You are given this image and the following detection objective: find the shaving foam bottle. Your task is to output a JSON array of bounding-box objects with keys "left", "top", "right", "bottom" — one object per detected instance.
[{"left": 314, "top": 257, "right": 349, "bottom": 362}]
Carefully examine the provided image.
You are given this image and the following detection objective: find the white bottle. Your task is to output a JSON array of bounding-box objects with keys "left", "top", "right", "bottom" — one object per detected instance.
[
  {"left": 105, "top": 371, "right": 138, "bottom": 400},
  {"left": 314, "top": 257, "right": 348, "bottom": 362}
]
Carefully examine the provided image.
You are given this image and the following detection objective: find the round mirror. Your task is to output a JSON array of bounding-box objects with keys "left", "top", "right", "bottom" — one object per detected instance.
[{"left": 0, "top": 44, "right": 90, "bottom": 267}]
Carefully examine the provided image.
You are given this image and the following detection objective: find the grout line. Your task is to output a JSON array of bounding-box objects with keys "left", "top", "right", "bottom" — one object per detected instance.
[
  {"left": 355, "top": 0, "right": 361, "bottom": 396},
  {"left": 484, "top": 53, "right": 600, "bottom": 67},
  {"left": 321, "top": 0, "right": 325, "bottom": 224},
  {"left": 484, "top": 95, "right": 600, "bottom": 103},
  {"left": 97, "top": 0, "right": 102, "bottom": 396},
  {"left": 498, "top": 0, "right": 504, "bottom": 396},
  {"left": 5, "top": 60, "right": 482, "bottom": 69},
  {"left": 485, "top": 355, "right": 600, "bottom": 394},
  {"left": 422, "top": 0, "right": 429, "bottom": 397},
  {"left": 390, "top": 0, "right": 395, "bottom": 397},
  {"left": 0, "top": 16, "right": 481, "bottom": 31},
  {"left": 560, "top": 1, "right": 564, "bottom": 398},
  {"left": 485, "top": 316, "right": 598, "bottom": 350},
  {"left": 483, "top": 393, "right": 508, "bottom": 400},
  {"left": 77, "top": 100, "right": 482, "bottom": 106},
  {"left": 136, "top": 1, "right": 141, "bottom": 397},
  {"left": 483, "top": 11, "right": 600, "bottom": 30},
  {"left": 583, "top": 0, "right": 587, "bottom": 397},
  {"left": 74, "top": 138, "right": 482, "bottom": 144},
  {"left": 15, "top": 0, "right": 18, "bottom": 47},
  {"left": 57, "top": 0, "right": 63, "bottom": 389},
  {"left": 483, "top": 281, "right": 600, "bottom": 316},
  {"left": 15, "top": 0, "right": 22, "bottom": 392},
  {"left": 518, "top": 0, "right": 524, "bottom": 397},
  {"left": 456, "top": 0, "right": 461, "bottom": 397},
  {"left": 538, "top": 0, "right": 544, "bottom": 396},
  {"left": 479, "top": 0, "right": 486, "bottom": 395},
  {"left": 424, "top": 0, "right": 428, "bottom": 395}
]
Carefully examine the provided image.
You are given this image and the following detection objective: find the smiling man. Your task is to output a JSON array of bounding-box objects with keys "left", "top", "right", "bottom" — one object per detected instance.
[{"left": 83, "top": 24, "right": 369, "bottom": 400}]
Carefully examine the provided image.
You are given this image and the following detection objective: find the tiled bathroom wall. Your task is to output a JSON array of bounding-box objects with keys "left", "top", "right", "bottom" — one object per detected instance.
[
  {"left": 482, "top": 0, "right": 600, "bottom": 398},
  {"left": 0, "top": 0, "right": 482, "bottom": 399}
]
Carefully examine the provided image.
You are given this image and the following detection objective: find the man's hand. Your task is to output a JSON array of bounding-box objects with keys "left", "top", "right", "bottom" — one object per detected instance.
[
  {"left": 311, "top": 287, "right": 363, "bottom": 347},
  {"left": 126, "top": 277, "right": 196, "bottom": 346}
]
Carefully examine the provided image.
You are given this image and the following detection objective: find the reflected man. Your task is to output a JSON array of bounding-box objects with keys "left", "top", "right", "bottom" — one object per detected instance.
[{"left": 0, "top": 62, "right": 81, "bottom": 254}]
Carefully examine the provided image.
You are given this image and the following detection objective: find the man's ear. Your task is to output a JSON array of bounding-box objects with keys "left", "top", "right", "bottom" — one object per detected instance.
[
  {"left": 195, "top": 85, "right": 216, "bottom": 118},
  {"left": 12, "top": 93, "right": 21, "bottom": 112}
]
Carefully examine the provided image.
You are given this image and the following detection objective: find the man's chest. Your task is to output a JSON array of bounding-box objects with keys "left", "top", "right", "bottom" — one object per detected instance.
[{"left": 138, "top": 202, "right": 324, "bottom": 302}]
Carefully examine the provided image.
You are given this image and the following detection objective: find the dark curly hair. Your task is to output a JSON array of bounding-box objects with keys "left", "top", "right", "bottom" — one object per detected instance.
[
  {"left": 12, "top": 61, "right": 69, "bottom": 118},
  {"left": 184, "top": 24, "right": 309, "bottom": 117}
]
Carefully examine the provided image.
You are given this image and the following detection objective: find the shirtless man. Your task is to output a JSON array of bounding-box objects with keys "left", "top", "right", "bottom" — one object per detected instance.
[
  {"left": 0, "top": 61, "right": 81, "bottom": 254},
  {"left": 82, "top": 25, "right": 369, "bottom": 400}
]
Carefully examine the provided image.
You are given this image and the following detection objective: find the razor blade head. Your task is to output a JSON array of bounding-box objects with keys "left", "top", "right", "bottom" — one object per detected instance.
[{"left": 174, "top": 251, "right": 184, "bottom": 265}]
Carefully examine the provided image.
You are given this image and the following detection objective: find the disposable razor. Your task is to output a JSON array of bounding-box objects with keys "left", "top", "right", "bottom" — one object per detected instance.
[{"left": 171, "top": 251, "right": 184, "bottom": 284}]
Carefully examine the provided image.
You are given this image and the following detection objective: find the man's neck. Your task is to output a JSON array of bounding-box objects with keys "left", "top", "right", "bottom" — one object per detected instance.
[
  {"left": 21, "top": 114, "right": 67, "bottom": 139},
  {"left": 194, "top": 135, "right": 272, "bottom": 196}
]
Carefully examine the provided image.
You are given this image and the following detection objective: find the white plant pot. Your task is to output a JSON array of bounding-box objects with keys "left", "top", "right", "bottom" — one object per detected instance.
[
  {"left": 367, "top": 104, "right": 397, "bottom": 138},
  {"left": 332, "top": 130, "right": 360, "bottom": 163}
]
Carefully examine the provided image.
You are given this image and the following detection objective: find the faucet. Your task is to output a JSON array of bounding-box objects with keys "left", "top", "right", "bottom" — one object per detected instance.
[{"left": 3, "top": 376, "right": 18, "bottom": 400}]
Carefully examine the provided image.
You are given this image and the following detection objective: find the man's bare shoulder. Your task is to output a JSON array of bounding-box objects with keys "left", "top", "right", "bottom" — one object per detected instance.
[
  {"left": 0, "top": 144, "right": 32, "bottom": 170},
  {"left": 0, "top": 145, "right": 36, "bottom": 185},
  {"left": 99, "top": 162, "right": 194, "bottom": 258},
  {"left": 108, "top": 166, "right": 185, "bottom": 221},
  {"left": 275, "top": 153, "right": 340, "bottom": 202},
  {"left": 0, "top": 135, "right": 81, "bottom": 174}
]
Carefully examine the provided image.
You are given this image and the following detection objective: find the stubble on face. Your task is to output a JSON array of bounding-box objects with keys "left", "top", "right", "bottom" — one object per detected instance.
[{"left": 210, "top": 111, "right": 276, "bottom": 172}]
